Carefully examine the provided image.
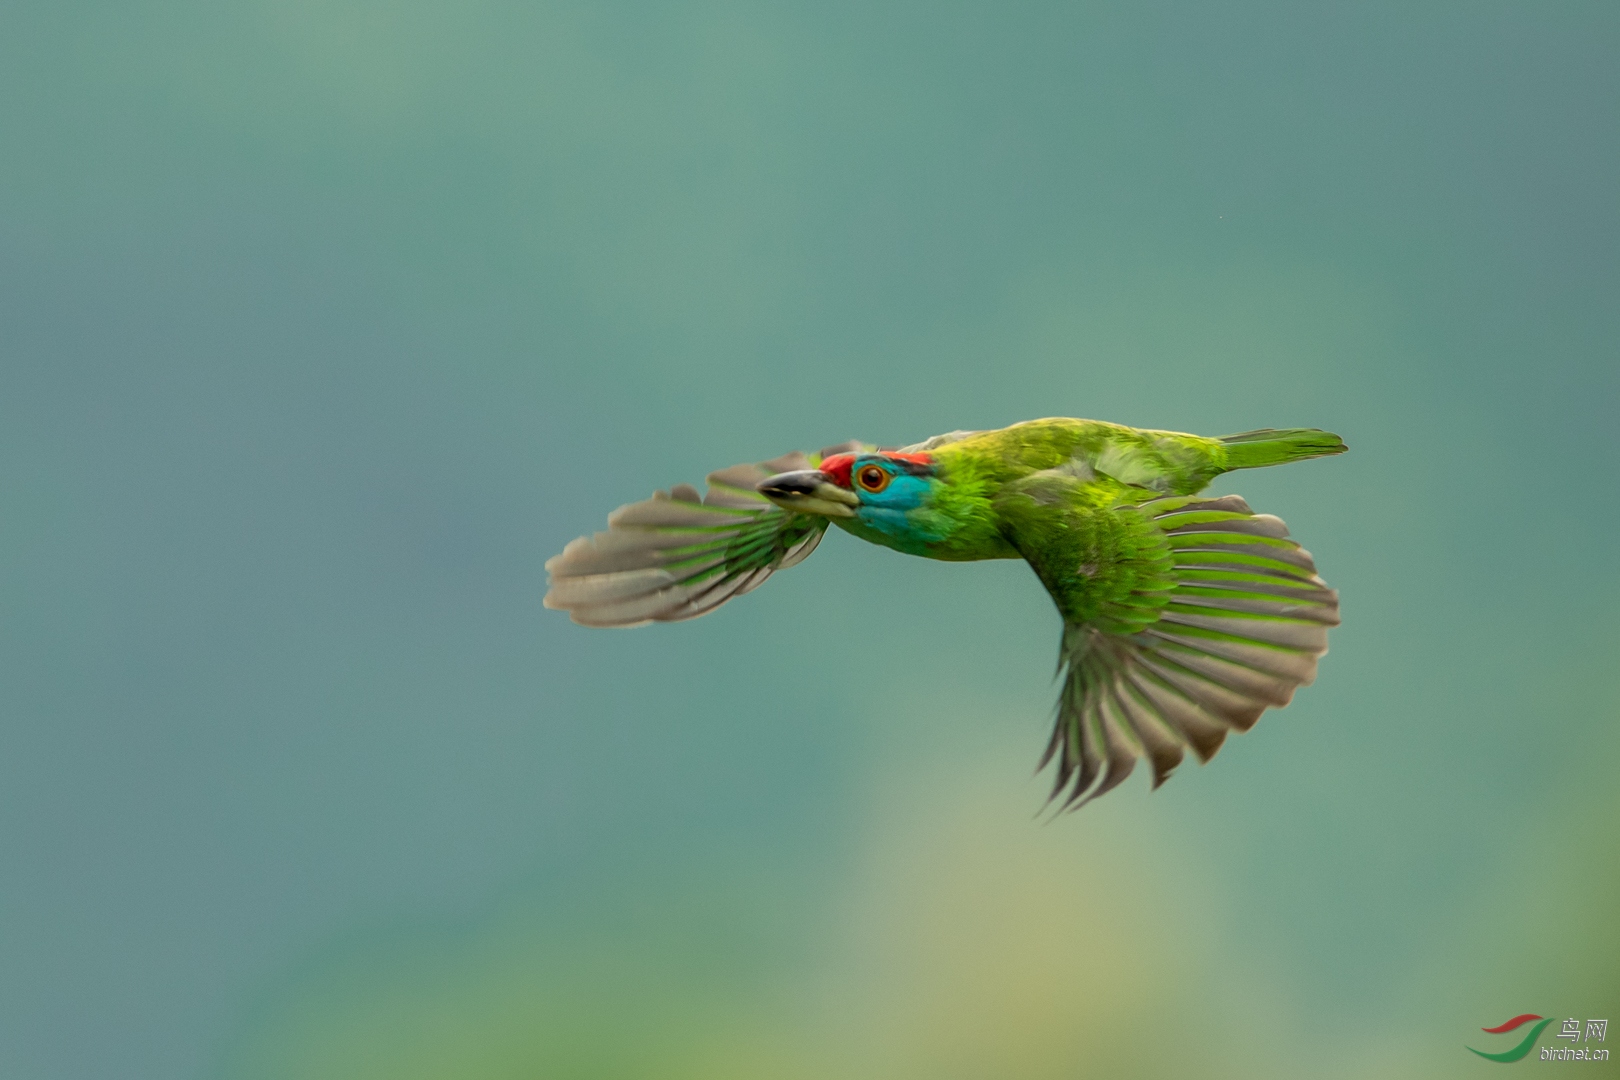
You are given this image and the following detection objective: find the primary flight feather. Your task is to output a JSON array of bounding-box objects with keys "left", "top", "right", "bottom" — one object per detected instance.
[{"left": 545, "top": 418, "right": 1346, "bottom": 810}]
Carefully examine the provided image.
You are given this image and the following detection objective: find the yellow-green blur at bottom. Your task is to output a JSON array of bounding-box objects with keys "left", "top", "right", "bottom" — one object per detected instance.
[{"left": 225, "top": 720, "right": 1619, "bottom": 1080}]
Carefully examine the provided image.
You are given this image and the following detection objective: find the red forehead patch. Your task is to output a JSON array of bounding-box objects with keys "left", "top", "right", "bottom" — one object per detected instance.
[{"left": 819, "top": 453, "right": 855, "bottom": 488}]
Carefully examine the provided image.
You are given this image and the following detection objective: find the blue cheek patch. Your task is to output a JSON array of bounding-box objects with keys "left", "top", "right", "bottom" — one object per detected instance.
[
  {"left": 854, "top": 506, "right": 915, "bottom": 538},
  {"left": 861, "top": 473, "right": 932, "bottom": 510},
  {"left": 856, "top": 474, "right": 945, "bottom": 542}
]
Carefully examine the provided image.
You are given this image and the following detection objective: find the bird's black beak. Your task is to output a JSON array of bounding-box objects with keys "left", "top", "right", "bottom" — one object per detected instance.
[{"left": 757, "top": 469, "right": 860, "bottom": 518}]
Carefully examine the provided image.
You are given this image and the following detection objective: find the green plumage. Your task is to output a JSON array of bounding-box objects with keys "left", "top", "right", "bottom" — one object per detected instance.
[{"left": 545, "top": 418, "right": 1346, "bottom": 811}]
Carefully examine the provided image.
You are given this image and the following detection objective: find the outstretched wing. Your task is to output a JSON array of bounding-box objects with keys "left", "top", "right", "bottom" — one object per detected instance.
[
  {"left": 545, "top": 446, "right": 857, "bottom": 628},
  {"left": 1039, "top": 494, "right": 1340, "bottom": 810}
]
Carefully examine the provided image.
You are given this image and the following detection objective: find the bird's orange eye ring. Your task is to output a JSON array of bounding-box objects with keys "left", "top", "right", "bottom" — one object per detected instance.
[{"left": 856, "top": 464, "right": 891, "bottom": 493}]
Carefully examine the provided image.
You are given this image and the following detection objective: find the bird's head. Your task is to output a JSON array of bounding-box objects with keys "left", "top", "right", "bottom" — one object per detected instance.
[{"left": 757, "top": 451, "right": 938, "bottom": 520}]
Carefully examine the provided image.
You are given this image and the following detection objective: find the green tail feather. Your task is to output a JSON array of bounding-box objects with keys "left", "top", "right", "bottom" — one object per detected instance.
[{"left": 1219, "top": 428, "right": 1348, "bottom": 471}]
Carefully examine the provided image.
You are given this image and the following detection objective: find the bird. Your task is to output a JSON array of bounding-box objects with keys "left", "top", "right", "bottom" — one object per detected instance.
[{"left": 545, "top": 418, "right": 1346, "bottom": 810}]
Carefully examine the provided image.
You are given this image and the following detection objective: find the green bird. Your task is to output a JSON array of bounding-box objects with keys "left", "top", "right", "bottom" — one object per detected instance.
[{"left": 545, "top": 418, "right": 1346, "bottom": 809}]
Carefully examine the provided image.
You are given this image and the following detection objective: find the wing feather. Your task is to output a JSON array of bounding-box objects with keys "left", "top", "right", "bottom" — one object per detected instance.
[
  {"left": 1044, "top": 495, "right": 1338, "bottom": 809},
  {"left": 544, "top": 450, "right": 839, "bottom": 627}
]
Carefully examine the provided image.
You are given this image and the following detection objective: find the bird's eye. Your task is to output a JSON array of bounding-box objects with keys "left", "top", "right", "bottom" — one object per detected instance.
[{"left": 857, "top": 465, "right": 890, "bottom": 492}]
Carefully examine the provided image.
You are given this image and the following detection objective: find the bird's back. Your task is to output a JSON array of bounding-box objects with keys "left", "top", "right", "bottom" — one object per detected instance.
[{"left": 929, "top": 418, "right": 1229, "bottom": 498}]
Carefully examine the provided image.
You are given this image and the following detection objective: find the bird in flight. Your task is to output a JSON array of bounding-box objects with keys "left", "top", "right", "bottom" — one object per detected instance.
[{"left": 546, "top": 418, "right": 1345, "bottom": 810}]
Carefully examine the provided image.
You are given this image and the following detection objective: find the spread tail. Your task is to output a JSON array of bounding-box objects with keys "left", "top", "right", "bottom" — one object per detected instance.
[{"left": 1220, "top": 428, "right": 1347, "bottom": 471}]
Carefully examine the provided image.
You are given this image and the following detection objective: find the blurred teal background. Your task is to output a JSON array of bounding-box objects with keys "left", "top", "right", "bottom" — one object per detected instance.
[{"left": 2, "top": 2, "right": 1616, "bottom": 1077}]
